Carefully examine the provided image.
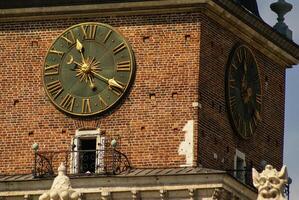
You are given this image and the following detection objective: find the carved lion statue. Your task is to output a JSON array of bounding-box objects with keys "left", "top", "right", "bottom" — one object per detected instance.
[
  {"left": 39, "top": 163, "right": 80, "bottom": 200},
  {"left": 252, "top": 165, "right": 288, "bottom": 200}
]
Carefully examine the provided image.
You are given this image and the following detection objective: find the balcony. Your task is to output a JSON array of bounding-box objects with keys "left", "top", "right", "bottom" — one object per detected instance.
[{"left": 32, "top": 137, "right": 131, "bottom": 178}]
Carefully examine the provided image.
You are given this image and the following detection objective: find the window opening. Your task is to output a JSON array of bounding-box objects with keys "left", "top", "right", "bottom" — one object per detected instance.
[
  {"left": 79, "top": 138, "right": 96, "bottom": 173},
  {"left": 71, "top": 129, "right": 105, "bottom": 174}
]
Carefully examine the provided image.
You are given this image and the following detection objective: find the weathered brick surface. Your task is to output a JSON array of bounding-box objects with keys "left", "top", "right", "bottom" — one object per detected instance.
[
  {"left": 198, "top": 17, "right": 285, "bottom": 172},
  {"left": 0, "top": 12, "right": 284, "bottom": 174}
]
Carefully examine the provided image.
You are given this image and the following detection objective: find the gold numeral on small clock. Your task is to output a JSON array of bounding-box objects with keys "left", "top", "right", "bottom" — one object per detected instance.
[
  {"left": 231, "top": 63, "right": 238, "bottom": 70},
  {"left": 256, "top": 94, "right": 262, "bottom": 105},
  {"left": 103, "top": 30, "right": 112, "bottom": 43},
  {"left": 49, "top": 47, "right": 64, "bottom": 58},
  {"left": 98, "top": 95, "right": 108, "bottom": 110},
  {"left": 229, "top": 79, "right": 236, "bottom": 88},
  {"left": 61, "top": 30, "right": 75, "bottom": 46},
  {"left": 243, "top": 122, "right": 247, "bottom": 137},
  {"left": 46, "top": 80, "right": 64, "bottom": 99},
  {"left": 237, "top": 50, "right": 242, "bottom": 63},
  {"left": 81, "top": 25, "right": 97, "bottom": 40},
  {"left": 117, "top": 61, "right": 131, "bottom": 71},
  {"left": 82, "top": 98, "right": 92, "bottom": 114},
  {"left": 249, "top": 121, "right": 253, "bottom": 136},
  {"left": 60, "top": 94, "right": 75, "bottom": 111},
  {"left": 45, "top": 64, "right": 59, "bottom": 76},
  {"left": 230, "top": 96, "right": 237, "bottom": 108},
  {"left": 113, "top": 43, "right": 126, "bottom": 55}
]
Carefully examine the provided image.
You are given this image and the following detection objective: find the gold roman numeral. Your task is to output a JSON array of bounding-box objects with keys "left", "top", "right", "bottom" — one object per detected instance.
[
  {"left": 82, "top": 98, "right": 91, "bottom": 113},
  {"left": 229, "top": 79, "right": 236, "bottom": 88},
  {"left": 256, "top": 94, "right": 262, "bottom": 105},
  {"left": 46, "top": 80, "right": 64, "bottom": 99},
  {"left": 61, "top": 30, "right": 75, "bottom": 46},
  {"left": 113, "top": 43, "right": 126, "bottom": 55},
  {"left": 45, "top": 63, "right": 59, "bottom": 76},
  {"left": 230, "top": 96, "right": 237, "bottom": 108},
  {"left": 103, "top": 30, "right": 112, "bottom": 43},
  {"left": 81, "top": 25, "right": 97, "bottom": 40},
  {"left": 237, "top": 49, "right": 243, "bottom": 63},
  {"left": 49, "top": 47, "right": 64, "bottom": 58},
  {"left": 117, "top": 61, "right": 131, "bottom": 71},
  {"left": 243, "top": 122, "right": 247, "bottom": 137},
  {"left": 98, "top": 95, "right": 108, "bottom": 110},
  {"left": 60, "top": 94, "right": 75, "bottom": 111},
  {"left": 249, "top": 120, "right": 253, "bottom": 136}
]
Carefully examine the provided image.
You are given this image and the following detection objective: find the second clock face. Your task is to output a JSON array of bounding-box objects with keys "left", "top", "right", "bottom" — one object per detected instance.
[
  {"left": 43, "top": 22, "right": 135, "bottom": 116},
  {"left": 226, "top": 44, "right": 262, "bottom": 139}
]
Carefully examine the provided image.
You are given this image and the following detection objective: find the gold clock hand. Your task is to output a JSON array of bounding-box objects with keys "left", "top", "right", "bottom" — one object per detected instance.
[
  {"left": 92, "top": 72, "right": 124, "bottom": 90},
  {"left": 108, "top": 78, "right": 124, "bottom": 90},
  {"left": 88, "top": 75, "right": 96, "bottom": 90},
  {"left": 76, "top": 39, "right": 86, "bottom": 63},
  {"left": 92, "top": 71, "right": 109, "bottom": 82}
]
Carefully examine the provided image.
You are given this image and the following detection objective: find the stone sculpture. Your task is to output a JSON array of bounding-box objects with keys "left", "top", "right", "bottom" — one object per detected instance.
[
  {"left": 252, "top": 165, "right": 288, "bottom": 200},
  {"left": 39, "top": 163, "right": 80, "bottom": 200}
]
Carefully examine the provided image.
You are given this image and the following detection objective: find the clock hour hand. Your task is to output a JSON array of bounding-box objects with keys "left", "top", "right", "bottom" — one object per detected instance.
[
  {"left": 76, "top": 39, "right": 86, "bottom": 63},
  {"left": 92, "top": 72, "right": 124, "bottom": 91}
]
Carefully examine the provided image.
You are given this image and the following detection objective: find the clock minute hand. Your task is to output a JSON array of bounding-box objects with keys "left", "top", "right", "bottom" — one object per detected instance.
[{"left": 92, "top": 72, "right": 124, "bottom": 90}]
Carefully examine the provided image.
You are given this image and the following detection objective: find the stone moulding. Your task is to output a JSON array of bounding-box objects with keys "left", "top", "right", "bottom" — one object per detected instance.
[{"left": 0, "top": 0, "right": 297, "bottom": 67}]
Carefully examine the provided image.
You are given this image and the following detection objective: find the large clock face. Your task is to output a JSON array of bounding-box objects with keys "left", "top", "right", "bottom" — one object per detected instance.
[
  {"left": 225, "top": 44, "right": 262, "bottom": 139},
  {"left": 43, "top": 22, "right": 135, "bottom": 116}
]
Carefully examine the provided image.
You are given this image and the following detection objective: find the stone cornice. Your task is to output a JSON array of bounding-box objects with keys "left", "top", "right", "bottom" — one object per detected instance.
[
  {"left": 0, "top": 0, "right": 298, "bottom": 66},
  {"left": 0, "top": 172, "right": 257, "bottom": 199}
]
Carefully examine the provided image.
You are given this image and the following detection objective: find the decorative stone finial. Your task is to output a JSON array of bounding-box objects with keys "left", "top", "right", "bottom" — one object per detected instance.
[
  {"left": 252, "top": 165, "right": 288, "bottom": 200},
  {"left": 39, "top": 163, "right": 80, "bottom": 200},
  {"left": 270, "top": 0, "right": 293, "bottom": 39}
]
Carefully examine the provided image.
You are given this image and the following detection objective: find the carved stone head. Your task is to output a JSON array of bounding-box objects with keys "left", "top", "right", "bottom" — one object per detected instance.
[{"left": 252, "top": 165, "right": 288, "bottom": 200}]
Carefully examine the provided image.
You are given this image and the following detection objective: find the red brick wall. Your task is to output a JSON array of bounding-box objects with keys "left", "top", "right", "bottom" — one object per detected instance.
[
  {"left": 0, "top": 12, "right": 285, "bottom": 175},
  {"left": 198, "top": 17, "right": 285, "bottom": 172},
  {"left": 0, "top": 14, "right": 200, "bottom": 174}
]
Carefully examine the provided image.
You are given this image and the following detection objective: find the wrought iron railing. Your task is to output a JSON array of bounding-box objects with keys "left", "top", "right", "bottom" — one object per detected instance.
[{"left": 33, "top": 148, "right": 131, "bottom": 178}]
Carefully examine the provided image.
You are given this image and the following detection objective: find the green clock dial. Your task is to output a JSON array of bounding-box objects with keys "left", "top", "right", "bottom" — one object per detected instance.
[
  {"left": 43, "top": 22, "right": 135, "bottom": 116},
  {"left": 225, "top": 44, "right": 262, "bottom": 139}
]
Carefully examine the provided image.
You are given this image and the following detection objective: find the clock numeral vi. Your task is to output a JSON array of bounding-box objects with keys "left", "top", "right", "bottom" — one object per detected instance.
[
  {"left": 82, "top": 98, "right": 92, "bottom": 114},
  {"left": 60, "top": 94, "right": 75, "bottom": 111},
  {"left": 46, "top": 80, "right": 64, "bottom": 99},
  {"left": 98, "top": 95, "right": 108, "bottom": 110},
  {"left": 45, "top": 63, "right": 59, "bottom": 76}
]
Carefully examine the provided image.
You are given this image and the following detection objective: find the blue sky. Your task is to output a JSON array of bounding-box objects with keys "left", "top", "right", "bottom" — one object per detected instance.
[{"left": 257, "top": 0, "right": 299, "bottom": 198}]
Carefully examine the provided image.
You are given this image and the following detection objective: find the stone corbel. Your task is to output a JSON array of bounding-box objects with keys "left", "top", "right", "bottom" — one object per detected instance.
[
  {"left": 131, "top": 190, "right": 140, "bottom": 200},
  {"left": 188, "top": 188, "right": 195, "bottom": 200},
  {"left": 24, "top": 194, "right": 32, "bottom": 200},
  {"left": 101, "top": 191, "right": 111, "bottom": 200},
  {"left": 212, "top": 188, "right": 232, "bottom": 200},
  {"left": 160, "top": 190, "right": 168, "bottom": 200}
]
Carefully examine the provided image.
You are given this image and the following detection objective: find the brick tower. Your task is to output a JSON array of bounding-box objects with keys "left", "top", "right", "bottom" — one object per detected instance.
[{"left": 0, "top": 1, "right": 298, "bottom": 199}]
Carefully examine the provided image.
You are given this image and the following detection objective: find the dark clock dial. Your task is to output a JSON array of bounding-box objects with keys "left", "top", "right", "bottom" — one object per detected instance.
[
  {"left": 225, "top": 44, "right": 262, "bottom": 139},
  {"left": 43, "top": 22, "right": 135, "bottom": 116}
]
